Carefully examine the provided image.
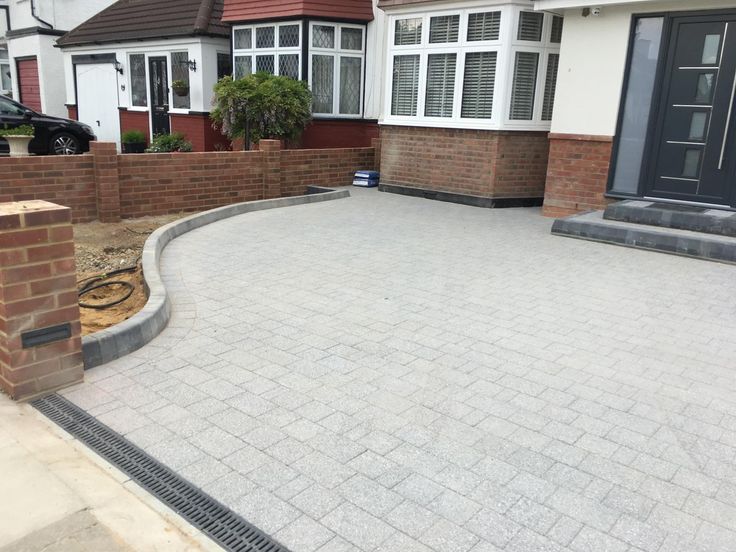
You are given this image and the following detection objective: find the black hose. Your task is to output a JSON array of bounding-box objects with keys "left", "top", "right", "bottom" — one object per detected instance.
[{"left": 79, "top": 281, "right": 135, "bottom": 310}]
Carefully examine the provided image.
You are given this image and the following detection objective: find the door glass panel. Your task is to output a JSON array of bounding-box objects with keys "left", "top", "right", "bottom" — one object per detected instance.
[
  {"left": 682, "top": 149, "right": 701, "bottom": 178},
  {"left": 610, "top": 17, "right": 664, "bottom": 194},
  {"left": 695, "top": 73, "right": 715, "bottom": 103},
  {"left": 702, "top": 34, "right": 721, "bottom": 64},
  {"left": 688, "top": 112, "right": 708, "bottom": 141}
]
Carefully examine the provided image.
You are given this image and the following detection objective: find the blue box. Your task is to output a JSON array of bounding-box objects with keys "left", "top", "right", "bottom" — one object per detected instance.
[{"left": 353, "top": 170, "right": 380, "bottom": 188}]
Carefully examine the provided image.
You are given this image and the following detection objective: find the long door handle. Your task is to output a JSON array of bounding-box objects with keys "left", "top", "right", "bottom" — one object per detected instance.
[{"left": 719, "top": 69, "right": 736, "bottom": 170}]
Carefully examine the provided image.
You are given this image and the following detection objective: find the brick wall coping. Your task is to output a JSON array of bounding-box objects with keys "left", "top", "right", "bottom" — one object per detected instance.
[
  {"left": 81, "top": 187, "right": 351, "bottom": 369},
  {"left": 548, "top": 133, "right": 614, "bottom": 143}
]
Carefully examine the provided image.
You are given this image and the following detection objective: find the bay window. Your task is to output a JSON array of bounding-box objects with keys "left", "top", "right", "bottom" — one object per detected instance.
[
  {"left": 232, "top": 22, "right": 301, "bottom": 80},
  {"left": 385, "top": 6, "right": 562, "bottom": 129}
]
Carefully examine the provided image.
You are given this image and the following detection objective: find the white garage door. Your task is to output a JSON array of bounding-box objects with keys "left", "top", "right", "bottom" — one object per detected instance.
[{"left": 76, "top": 63, "right": 122, "bottom": 149}]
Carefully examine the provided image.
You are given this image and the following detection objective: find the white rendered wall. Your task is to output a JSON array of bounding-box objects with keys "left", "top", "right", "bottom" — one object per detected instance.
[
  {"left": 549, "top": 0, "right": 736, "bottom": 136},
  {"left": 7, "top": 33, "right": 66, "bottom": 116},
  {"left": 9, "top": 0, "right": 116, "bottom": 31},
  {"left": 365, "top": 0, "right": 387, "bottom": 120}
]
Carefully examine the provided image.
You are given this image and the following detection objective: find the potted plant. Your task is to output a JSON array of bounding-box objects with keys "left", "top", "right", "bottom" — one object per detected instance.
[
  {"left": 171, "top": 79, "right": 190, "bottom": 97},
  {"left": 0, "top": 124, "right": 35, "bottom": 157},
  {"left": 121, "top": 129, "right": 147, "bottom": 154}
]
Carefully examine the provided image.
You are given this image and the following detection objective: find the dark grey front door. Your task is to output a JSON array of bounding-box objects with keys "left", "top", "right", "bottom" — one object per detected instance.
[
  {"left": 149, "top": 56, "right": 170, "bottom": 136},
  {"left": 647, "top": 16, "right": 736, "bottom": 205}
]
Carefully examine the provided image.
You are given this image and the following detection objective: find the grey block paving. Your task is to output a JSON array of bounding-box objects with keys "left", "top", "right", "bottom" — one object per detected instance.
[{"left": 61, "top": 189, "right": 736, "bottom": 551}]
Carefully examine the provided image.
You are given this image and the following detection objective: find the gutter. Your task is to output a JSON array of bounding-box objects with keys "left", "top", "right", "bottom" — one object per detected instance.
[{"left": 31, "top": 0, "right": 53, "bottom": 29}]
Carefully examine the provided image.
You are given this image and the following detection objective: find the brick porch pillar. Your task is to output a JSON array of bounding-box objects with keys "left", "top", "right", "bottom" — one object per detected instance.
[
  {"left": 260, "top": 139, "right": 282, "bottom": 199},
  {"left": 91, "top": 142, "right": 121, "bottom": 222},
  {"left": 372, "top": 138, "right": 381, "bottom": 173},
  {"left": 0, "top": 201, "right": 83, "bottom": 401}
]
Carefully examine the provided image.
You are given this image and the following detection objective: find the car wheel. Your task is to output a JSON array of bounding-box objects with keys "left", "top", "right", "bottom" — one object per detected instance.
[{"left": 50, "top": 133, "right": 81, "bottom": 155}]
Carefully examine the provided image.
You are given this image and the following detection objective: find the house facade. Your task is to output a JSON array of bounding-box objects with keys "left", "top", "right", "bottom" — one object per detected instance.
[
  {"left": 538, "top": 0, "right": 736, "bottom": 216},
  {"left": 222, "top": 0, "right": 386, "bottom": 148},
  {"left": 57, "top": 0, "right": 231, "bottom": 151},
  {"left": 3, "top": 0, "right": 115, "bottom": 117}
]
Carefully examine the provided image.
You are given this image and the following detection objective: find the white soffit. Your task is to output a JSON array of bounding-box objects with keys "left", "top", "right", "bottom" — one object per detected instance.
[{"left": 534, "top": 0, "right": 684, "bottom": 10}]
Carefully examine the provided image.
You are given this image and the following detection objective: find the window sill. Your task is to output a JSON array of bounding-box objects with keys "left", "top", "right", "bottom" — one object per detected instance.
[{"left": 379, "top": 118, "right": 552, "bottom": 132}]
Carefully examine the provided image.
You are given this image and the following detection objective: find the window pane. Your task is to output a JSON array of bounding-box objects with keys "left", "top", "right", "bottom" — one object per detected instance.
[
  {"left": 425, "top": 53, "right": 456, "bottom": 117},
  {"left": 395, "top": 19, "right": 422, "bottom": 46},
  {"left": 391, "top": 54, "right": 420, "bottom": 116},
  {"left": 542, "top": 53, "right": 560, "bottom": 121},
  {"left": 610, "top": 17, "right": 664, "bottom": 194},
  {"left": 1, "top": 64, "right": 11, "bottom": 92},
  {"left": 256, "top": 55, "right": 275, "bottom": 73},
  {"left": 695, "top": 73, "right": 715, "bottom": 103},
  {"left": 518, "top": 11, "right": 544, "bottom": 41},
  {"left": 256, "top": 26, "right": 275, "bottom": 48},
  {"left": 702, "top": 34, "right": 720, "bottom": 64},
  {"left": 234, "top": 55, "right": 252, "bottom": 79},
  {"left": 279, "top": 54, "right": 300, "bottom": 79},
  {"left": 340, "top": 57, "right": 362, "bottom": 114},
  {"left": 689, "top": 112, "right": 708, "bottom": 141},
  {"left": 429, "top": 15, "right": 459, "bottom": 43},
  {"left": 234, "top": 28, "right": 252, "bottom": 49},
  {"left": 171, "top": 51, "right": 191, "bottom": 109},
  {"left": 130, "top": 54, "right": 147, "bottom": 107},
  {"left": 467, "top": 12, "right": 501, "bottom": 41},
  {"left": 551, "top": 16, "right": 564, "bottom": 43},
  {"left": 682, "top": 149, "right": 701, "bottom": 178},
  {"left": 312, "top": 55, "right": 334, "bottom": 113},
  {"left": 341, "top": 28, "right": 363, "bottom": 50},
  {"left": 279, "top": 25, "right": 300, "bottom": 48},
  {"left": 217, "top": 53, "right": 232, "bottom": 79},
  {"left": 313, "top": 25, "right": 335, "bottom": 49},
  {"left": 462, "top": 51, "right": 496, "bottom": 119},
  {"left": 509, "top": 51, "right": 539, "bottom": 120}
]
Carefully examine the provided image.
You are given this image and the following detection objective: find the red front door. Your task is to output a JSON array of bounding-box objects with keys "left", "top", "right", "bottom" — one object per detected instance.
[{"left": 17, "top": 58, "right": 41, "bottom": 111}]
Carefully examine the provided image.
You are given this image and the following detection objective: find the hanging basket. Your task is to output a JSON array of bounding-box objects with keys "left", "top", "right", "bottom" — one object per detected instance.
[{"left": 172, "top": 84, "right": 190, "bottom": 97}]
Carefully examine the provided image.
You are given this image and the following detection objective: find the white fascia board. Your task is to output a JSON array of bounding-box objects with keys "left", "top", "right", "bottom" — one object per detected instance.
[
  {"left": 534, "top": 0, "right": 683, "bottom": 10},
  {"left": 383, "top": 0, "right": 535, "bottom": 15}
]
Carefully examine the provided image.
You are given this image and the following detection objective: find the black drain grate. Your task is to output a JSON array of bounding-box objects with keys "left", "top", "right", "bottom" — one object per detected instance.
[{"left": 32, "top": 393, "right": 291, "bottom": 552}]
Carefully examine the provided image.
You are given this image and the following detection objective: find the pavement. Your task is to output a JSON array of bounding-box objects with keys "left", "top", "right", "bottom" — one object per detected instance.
[
  {"left": 0, "top": 393, "right": 220, "bottom": 551},
  {"left": 59, "top": 188, "right": 736, "bottom": 552}
]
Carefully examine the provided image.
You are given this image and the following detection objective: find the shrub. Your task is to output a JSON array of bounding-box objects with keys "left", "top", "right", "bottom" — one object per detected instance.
[
  {"left": 121, "top": 129, "right": 147, "bottom": 144},
  {"left": 0, "top": 124, "right": 34, "bottom": 137},
  {"left": 211, "top": 72, "right": 312, "bottom": 146},
  {"left": 145, "top": 132, "right": 193, "bottom": 153}
]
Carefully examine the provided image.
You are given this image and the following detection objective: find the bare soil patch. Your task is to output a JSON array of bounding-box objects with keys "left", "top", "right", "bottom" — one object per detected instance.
[{"left": 74, "top": 214, "right": 190, "bottom": 335}]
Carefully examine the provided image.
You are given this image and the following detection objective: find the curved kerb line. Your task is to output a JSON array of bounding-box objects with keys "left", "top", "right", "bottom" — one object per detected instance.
[{"left": 81, "top": 187, "right": 351, "bottom": 370}]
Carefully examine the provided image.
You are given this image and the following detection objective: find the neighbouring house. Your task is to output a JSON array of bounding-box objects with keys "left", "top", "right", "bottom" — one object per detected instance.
[
  {"left": 537, "top": 0, "right": 736, "bottom": 216},
  {"left": 374, "top": 0, "right": 562, "bottom": 206},
  {"left": 3, "top": 0, "right": 116, "bottom": 116},
  {"left": 221, "top": 0, "right": 385, "bottom": 148},
  {"left": 57, "top": 0, "right": 231, "bottom": 151}
]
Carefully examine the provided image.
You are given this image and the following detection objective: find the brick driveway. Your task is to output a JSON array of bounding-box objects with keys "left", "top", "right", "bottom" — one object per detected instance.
[{"left": 62, "top": 189, "right": 736, "bottom": 552}]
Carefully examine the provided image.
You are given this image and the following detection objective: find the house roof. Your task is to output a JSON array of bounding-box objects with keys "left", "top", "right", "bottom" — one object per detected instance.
[
  {"left": 221, "top": 0, "right": 374, "bottom": 23},
  {"left": 56, "top": 0, "right": 229, "bottom": 48}
]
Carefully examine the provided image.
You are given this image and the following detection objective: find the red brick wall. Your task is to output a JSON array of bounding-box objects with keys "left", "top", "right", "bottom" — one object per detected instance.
[
  {"left": 280, "top": 147, "right": 375, "bottom": 197},
  {"left": 0, "top": 156, "right": 97, "bottom": 222},
  {"left": 169, "top": 113, "right": 231, "bottom": 152},
  {"left": 542, "top": 133, "right": 614, "bottom": 218},
  {"left": 117, "top": 151, "right": 265, "bottom": 218},
  {"left": 119, "top": 109, "right": 150, "bottom": 144},
  {"left": 299, "top": 120, "right": 379, "bottom": 149},
  {"left": 379, "top": 126, "right": 548, "bottom": 198}
]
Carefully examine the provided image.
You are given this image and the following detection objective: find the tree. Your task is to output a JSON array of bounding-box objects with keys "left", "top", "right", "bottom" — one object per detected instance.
[{"left": 211, "top": 72, "right": 313, "bottom": 147}]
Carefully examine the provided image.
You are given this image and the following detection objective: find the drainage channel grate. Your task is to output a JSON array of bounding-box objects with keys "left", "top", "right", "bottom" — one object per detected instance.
[{"left": 33, "top": 393, "right": 291, "bottom": 552}]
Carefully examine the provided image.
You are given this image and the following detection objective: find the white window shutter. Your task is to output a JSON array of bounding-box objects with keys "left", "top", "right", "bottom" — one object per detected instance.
[
  {"left": 510, "top": 51, "right": 539, "bottom": 120},
  {"left": 461, "top": 51, "right": 497, "bottom": 119},
  {"left": 391, "top": 55, "right": 420, "bottom": 116}
]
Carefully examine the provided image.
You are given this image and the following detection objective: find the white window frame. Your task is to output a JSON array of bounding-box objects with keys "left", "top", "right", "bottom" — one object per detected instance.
[
  {"left": 382, "top": 4, "right": 561, "bottom": 131},
  {"left": 308, "top": 21, "right": 366, "bottom": 118},
  {"left": 0, "top": 49, "right": 12, "bottom": 95},
  {"left": 232, "top": 22, "right": 302, "bottom": 79}
]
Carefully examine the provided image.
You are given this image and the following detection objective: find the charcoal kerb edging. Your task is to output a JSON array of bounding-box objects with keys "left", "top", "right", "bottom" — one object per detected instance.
[
  {"left": 32, "top": 393, "right": 292, "bottom": 552},
  {"left": 81, "top": 188, "right": 350, "bottom": 369}
]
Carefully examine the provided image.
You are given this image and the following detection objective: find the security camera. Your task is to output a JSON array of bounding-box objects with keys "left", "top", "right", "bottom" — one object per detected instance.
[{"left": 591, "top": 7, "right": 601, "bottom": 16}]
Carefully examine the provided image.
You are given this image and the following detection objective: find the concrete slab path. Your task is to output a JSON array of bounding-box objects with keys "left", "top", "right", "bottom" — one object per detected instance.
[{"left": 61, "top": 189, "right": 736, "bottom": 552}]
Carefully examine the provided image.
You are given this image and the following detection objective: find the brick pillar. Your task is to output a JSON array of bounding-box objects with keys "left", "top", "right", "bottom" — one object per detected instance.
[
  {"left": 91, "top": 142, "right": 121, "bottom": 222},
  {"left": 260, "top": 139, "right": 282, "bottom": 199},
  {"left": 372, "top": 138, "right": 381, "bottom": 173},
  {"left": 0, "top": 201, "right": 83, "bottom": 401}
]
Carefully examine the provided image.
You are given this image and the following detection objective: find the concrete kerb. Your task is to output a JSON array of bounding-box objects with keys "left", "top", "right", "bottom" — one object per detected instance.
[{"left": 81, "top": 187, "right": 351, "bottom": 369}]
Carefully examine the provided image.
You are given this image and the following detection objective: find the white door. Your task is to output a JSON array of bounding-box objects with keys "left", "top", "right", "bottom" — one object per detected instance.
[{"left": 76, "top": 63, "right": 121, "bottom": 150}]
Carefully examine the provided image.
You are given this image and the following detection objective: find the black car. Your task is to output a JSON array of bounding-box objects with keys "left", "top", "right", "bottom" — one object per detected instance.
[{"left": 0, "top": 95, "right": 96, "bottom": 155}]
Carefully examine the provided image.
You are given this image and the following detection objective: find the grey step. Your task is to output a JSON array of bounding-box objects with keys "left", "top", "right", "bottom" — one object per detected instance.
[
  {"left": 604, "top": 200, "right": 736, "bottom": 237},
  {"left": 552, "top": 210, "right": 736, "bottom": 264}
]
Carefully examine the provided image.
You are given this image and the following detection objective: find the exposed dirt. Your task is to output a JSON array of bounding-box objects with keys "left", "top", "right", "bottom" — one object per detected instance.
[{"left": 74, "top": 214, "right": 189, "bottom": 336}]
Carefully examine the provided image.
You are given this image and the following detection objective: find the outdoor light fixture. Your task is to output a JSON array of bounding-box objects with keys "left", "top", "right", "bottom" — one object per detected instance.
[
  {"left": 179, "top": 59, "right": 197, "bottom": 72},
  {"left": 112, "top": 60, "right": 123, "bottom": 75}
]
